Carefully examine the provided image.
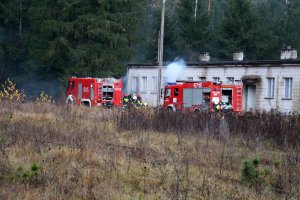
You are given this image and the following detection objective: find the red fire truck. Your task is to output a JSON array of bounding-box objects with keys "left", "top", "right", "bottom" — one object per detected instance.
[
  {"left": 163, "top": 80, "right": 243, "bottom": 112},
  {"left": 66, "top": 77, "right": 122, "bottom": 107}
]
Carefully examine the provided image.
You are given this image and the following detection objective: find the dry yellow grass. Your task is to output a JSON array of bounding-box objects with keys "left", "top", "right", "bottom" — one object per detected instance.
[{"left": 0, "top": 102, "right": 299, "bottom": 199}]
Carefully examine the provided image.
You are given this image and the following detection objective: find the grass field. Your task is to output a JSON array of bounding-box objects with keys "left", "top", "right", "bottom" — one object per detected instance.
[{"left": 0, "top": 102, "right": 299, "bottom": 199}]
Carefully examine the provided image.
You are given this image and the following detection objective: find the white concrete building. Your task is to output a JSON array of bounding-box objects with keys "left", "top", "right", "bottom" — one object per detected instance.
[{"left": 127, "top": 50, "right": 300, "bottom": 112}]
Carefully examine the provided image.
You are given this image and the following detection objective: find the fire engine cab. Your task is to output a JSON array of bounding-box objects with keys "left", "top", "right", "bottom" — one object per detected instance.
[
  {"left": 163, "top": 80, "right": 243, "bottom": 112},
  {"left": 66, "top": 77, "right": 122, "bottom": 107}
]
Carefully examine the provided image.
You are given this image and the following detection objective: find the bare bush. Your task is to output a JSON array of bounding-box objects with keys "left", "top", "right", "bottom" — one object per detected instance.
[{"left": 116, "top": 108, "right": 300, "bottom": 147}]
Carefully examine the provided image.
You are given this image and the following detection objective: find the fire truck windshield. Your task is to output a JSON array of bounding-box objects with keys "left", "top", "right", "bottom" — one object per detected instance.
[{"left": 165, "top": 89, "right": 171, "bottom": 98}]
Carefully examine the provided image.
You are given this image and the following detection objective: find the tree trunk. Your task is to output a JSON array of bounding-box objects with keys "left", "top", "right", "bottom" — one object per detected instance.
[{"left": 19, "top": 0, "right": 22, "bottom": 36}]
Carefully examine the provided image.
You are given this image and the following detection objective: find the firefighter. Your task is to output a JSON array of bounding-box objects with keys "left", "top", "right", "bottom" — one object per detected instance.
[
  {"left": 132, "top": 95, "right": 138, "bottom": 106},
  {"left": 122, "top": 94, "right": 129, "bottom": 105},
  {"left": 213, "top": 101, "right": 221, "bottom": 112},
  {"left": 216, "top": 102, "right": 222, "bottom": 112},
  {"left": 137, "top": 94, "right": 142, "bottom": 104},
  {"left": 128, "top": 93, "right": 133, "bottom": 103},
  {"left": 137, "top": 93, "right": 142, "bottom": 106}
]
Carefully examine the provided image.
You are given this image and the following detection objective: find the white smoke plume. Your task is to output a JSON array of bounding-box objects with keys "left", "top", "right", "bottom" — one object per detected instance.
[{"left": 165, "top": 58, "right": 186, "bottom": 83}]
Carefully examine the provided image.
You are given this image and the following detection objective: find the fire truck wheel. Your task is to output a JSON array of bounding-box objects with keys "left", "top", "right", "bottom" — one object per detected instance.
[
  {"left": 194, "top": 109, "right": 201, "bottom": 113},
  {"left": 167, "top": 106, "right": 174, "bottom": 112}
]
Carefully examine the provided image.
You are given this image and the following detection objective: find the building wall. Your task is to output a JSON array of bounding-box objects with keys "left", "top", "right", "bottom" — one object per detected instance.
[
  {"left": 127, "top": 63, "right": 300, "bottom": 112},
  {"left": 127, "top": 66, "right": 159, "bottom": 106}
]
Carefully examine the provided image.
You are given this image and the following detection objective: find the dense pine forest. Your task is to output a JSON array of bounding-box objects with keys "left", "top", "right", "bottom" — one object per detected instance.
[{"left": 1, "top": 0, "right": 300, "bottom": 96}]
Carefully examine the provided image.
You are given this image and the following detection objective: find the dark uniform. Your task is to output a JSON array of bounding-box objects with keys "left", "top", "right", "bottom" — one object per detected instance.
[
  {"left": 122, "top": 94, "right": 129, "bottom": 105},
  {"left": 137, "top": 94, "right": 142, "bottom": 105}
]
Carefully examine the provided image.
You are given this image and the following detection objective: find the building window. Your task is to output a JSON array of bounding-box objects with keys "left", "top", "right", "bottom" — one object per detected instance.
[
  {"left": 187, "top": 77, "right": 193, "bottom": 81},
  {"left": 213, "top": 77, "right": 220, "bottom": 82},
  {"left": 284, "top": 78, "right": 293, "bottom": 99},
  {"left": 199, "top": 77, "right": 206, "bottom": 81},
  {"left": 267, "top": 78, "right": 275, "bottom": 98},
  {"left": 141, "top": 76, "right": 147, "bottom": 93},
  {"left": 165, "top": 88, "right": 171, "bottom": 97},
  {"left": 152, "top": 76, "right": 157, "bottom": 93},
  {"left": 227, "top": 77, "right": 234, "bottom": 82},
  {"left": 131, "top": 76, "right": 139, "bottom": 92}
]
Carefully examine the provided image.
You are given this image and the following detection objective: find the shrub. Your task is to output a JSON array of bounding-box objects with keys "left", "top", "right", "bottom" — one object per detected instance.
[
  {"left": 14, "top": 163, "right": 40, "bottom": 183},
  {"left": 240, "top": 158, "right": 269, "bottom": 186},
  {"left": 115, "top": 109, "right": 300, "bottom": 147},
  {"left": 0, "top": 78, "right": 25, "bottom": 103},
  {"left": 273, "top": 160, "right": 281, "bottom": 169},
  {"left": 35, "top": 91, "right": 55, "bottom": 104}
]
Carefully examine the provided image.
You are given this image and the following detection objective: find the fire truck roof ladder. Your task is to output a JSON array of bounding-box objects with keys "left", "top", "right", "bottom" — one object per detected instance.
[
  {"left": 176, "top": 80, "right": 206, "bottom": 83},
  {"left": 236, "top": 85, "right": 243, "bottom": 111}
]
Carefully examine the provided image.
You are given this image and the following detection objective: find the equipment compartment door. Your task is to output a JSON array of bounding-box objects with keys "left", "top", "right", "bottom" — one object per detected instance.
[
  {"left": 78, "top": 82, "right": 82, "bottom": 100},
  {"left": 183, "top": 88, "right": 193, "bottom": 108},
  {"left": 183, "top": 88, "right": 202, "bottom": 108},
  {"left": 192, "top": 88, "right": 202, "bottom": 106},
  {"left": 90, "top": 84, "right": 94, "bottom": 100}
]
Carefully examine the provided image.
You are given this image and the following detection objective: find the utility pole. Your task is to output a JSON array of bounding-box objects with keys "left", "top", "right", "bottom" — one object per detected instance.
[{"left": 157, "top": 0, "right": 166, "bottom": 106}]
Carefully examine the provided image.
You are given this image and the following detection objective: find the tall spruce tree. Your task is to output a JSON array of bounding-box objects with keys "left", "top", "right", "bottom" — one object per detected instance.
[
  {"left": 164, "top": 0, "right": 181, "bottom": 62},
  {"left": 217, "top": 0, "right": 257, "bottom": 59},
  {"left": 176, "top": 0, "right": 211, "bottom": 61},
  {"left": 0, "top": 0, "right": 26, "bottom": 81},
  {"left": 130, "top": 0, "right": 160, "bottom": 63},
  {"left": 217, "top": 0, "right": 279, "bottom": 60},
  {"left": 27, "top": 0, "right": 144, "bottom": 83},
  {"left": 283, "top": 0, "right": 300, "bottom": 50},
  {"left": 134, "top": 0, "right": 181, "bottom": 63},
  {"left": 253, "top": 0, "right": 280, "bottom": 59}
]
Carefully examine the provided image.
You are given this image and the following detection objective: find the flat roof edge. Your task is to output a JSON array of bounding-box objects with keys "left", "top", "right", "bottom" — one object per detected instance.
[{"left": 127, "top": 60, "right": 300, "bottom": 68}]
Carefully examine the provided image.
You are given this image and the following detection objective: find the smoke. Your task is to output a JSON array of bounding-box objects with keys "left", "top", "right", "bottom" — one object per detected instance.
[
  {"left": 19, "top": 78, "right": 61, "bottom": 98},
  {"left": 165, "top": 58, "right": 186, "bottom": 83},
  {"left": 121, "top": 74, "right": 128, "bottom": 94}
]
